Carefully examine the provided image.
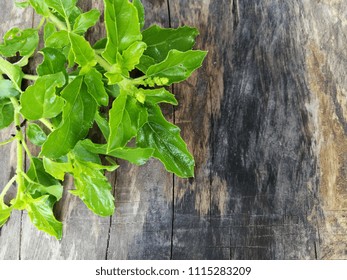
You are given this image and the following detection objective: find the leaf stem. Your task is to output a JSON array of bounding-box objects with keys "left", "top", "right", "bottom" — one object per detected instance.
[
  {"left": 95, "top": 54, "right": 112, "bottom": 72},
  {"left": 39, "top": 118, "right": 55, "bottom": 131},
  {"left": 23, "top": 74, "right": 39, "bottom": 81},
  {"left": 10, "top": 97, "right": 25, "bottom": 201},
  {"left": 47, "top": 12, "right": 67, "bottom": 31},
  {"left": 22, "top": 140, "right": 33, "bottom": 162},
  {"left": 0, "top": 176, "right": 17, "bottom": 201},
  {"left": 0, "top": 137, "right": 15, "bottom": 147},
  {"left": 36, "top": 17, "right": 46, "bottom": 30}
]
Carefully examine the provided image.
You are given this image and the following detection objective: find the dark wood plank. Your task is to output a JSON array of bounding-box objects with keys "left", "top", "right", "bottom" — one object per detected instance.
[
  {"left": 170, "top": 0, "right": 347, "bottom": 260},
  {"left": 106, "top": 0, "right": 173, "bottom": 260}
]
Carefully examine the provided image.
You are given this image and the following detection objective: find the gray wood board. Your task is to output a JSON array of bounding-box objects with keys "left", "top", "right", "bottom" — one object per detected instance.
[{"left": 0, "top": 0, "right": 347, "bottom": 259}]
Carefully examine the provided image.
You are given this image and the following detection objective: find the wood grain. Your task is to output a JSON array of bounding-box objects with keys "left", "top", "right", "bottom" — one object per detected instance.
[{"left": 1, "top": 0, "right": 346, "bottom": 259}]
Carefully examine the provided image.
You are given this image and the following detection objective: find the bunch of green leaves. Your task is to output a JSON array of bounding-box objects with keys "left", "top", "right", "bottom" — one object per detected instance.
[{"left": 0, "top": 0, "right": 206, "bottom": 239}]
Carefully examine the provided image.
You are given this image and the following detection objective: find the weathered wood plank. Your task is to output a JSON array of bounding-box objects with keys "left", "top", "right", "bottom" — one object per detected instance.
[
  {"left": 106, "top": 0, "right": 173, "bottom": 260},
  {"left": 0, "top": 2, "right": 34, "bottom": 260},
  {"left": 1, "top": 0, "right": 346, "bottom": 260},
  {"left": 170, "top": 0, "right": 347, "bottom": 260}
]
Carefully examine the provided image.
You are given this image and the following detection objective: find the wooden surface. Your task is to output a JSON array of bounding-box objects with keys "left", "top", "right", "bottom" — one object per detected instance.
[{"left": 1, "top": 0, "right": 347, "bottom": 260}]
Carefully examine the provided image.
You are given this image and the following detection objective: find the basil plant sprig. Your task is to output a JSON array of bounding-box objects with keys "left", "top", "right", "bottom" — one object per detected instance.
[{"left": 0, "top": 0, "right": 206, "bottom": 239}]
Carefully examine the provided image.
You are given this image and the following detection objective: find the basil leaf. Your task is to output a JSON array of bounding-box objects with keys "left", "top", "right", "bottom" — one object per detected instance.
[
  {"left": 133, "top": 0, "right": 145, "bottom": 30},
  {"left": 43, "top": 157, "right": 73, "bottom": 181},
  {"left": 0, "top": 202, "right": 12, "bottom": 227},
  {"left": 0, "top": 99, "right": 14, "bottom": 129},
  {"left": 41, "top": 76, "right": 97, "bottom": 159},
  {"left": 142, "top": 25, "right": 199, "bottom": 63},
  {"left": 37, "top": 47, "right": 67, "bottom": 76},
  {"left": 29, "top": 0, "right": 50, "bottom": 16},
  {"left": 0, "top": 80, "right": 19, "bottom": 99},
  {"left": 45, "top": 0, "right": 77, "bottom": 18},
  {"left": 73, "top": 9, "right": 100, "bottom": 35},
  {"left": 137, "top": 54, "right": 155, "bottom": 73},
  {"left": 103, "top": 0, "right": 142, "bottom": 64},
  {"left": 68, "top": 32, "right": 97, "bottom": 74},
  {"left": 72, "top": 141, "right": 101, "bottom": 164},
  {"left": 45, "top": 30, "right": 70, "bottom": 58},
  {"left": 139, "top": 88, "right": 178, "bottom": 105},
  {"left": 70, "top": 158, "right": 115, "bottom": 216},
  {"left": 0, "top": 57, "right": 23, "bottom": 91},
  {"left": 122, "top": 41, "right": 147, "bottom": 71},
  {"left": 0, "top": 27, "right": 39, "bottom": 58},
  {"left": 107, "top": 91, "right": 147, "bottom": 151},
  {"left": 25, "top": 195, "right": 62, "bottom": 240},
  {"left": 27, "top": 123, "right": 47, "bottom": 146},
  {"left": 84, "top": 68, "right": 108, "bottom": 106},
  {"left": 81, "top": 139, "right": 154, "bottom": 165},
  {"left": 15, "top": 1, "right": 30, "bottom": 8},
  {"left": 146, "top": 49, "right": 207, "bottom": 85},
  {"left": 44, "top": 22, "right": 56, "bottom": 42},
  {"left": 138, "top": 104, "right": 195, "bottom": 178},
  {"left": 26, "top": 158, "right": 63, "bottom": 200},
  {"left": 20, "top": 72, "right": 66, "bottom": 120},
  {"left": 95, "top": 111, "right": 110, "bottom": 139}
]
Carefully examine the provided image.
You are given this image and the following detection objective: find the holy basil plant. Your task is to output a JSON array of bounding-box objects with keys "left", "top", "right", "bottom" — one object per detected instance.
[{"left": 0, "top": 0, "right": 206, "bottom": 239}]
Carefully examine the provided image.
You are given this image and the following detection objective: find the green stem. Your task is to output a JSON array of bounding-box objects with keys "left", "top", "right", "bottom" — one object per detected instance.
[
  {"left": 36, "top": 17, "right": 46, "bottom": 30},
  {"left": 23, "top": 74, "right": 39, "bottom": 81},
  {"left": 0, "top": 137, "right": 15, "bottom": 147},
  {"left": 39, "top": 118, "right": 55, "bottom": 131},
  {"left": 47, "top": 12, "right": 67, "bottom": 31},
  {"left": 0, "top": 176, "right": 17, "bottom": 201},
  {"left": 95, "top": 54, "right": 112, "bottom": 72},
  {"left": 22, "top": 140, "right": 33, "bottom": 162},
  {"left": 10, "top": 97, "right": 25, "bottom": 201}
]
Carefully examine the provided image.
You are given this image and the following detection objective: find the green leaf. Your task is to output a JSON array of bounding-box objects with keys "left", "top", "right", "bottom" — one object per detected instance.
[
  {"left": 84, "top": 68, "right": 108, "bottom": 106},
  {"left": 107, "top": 91, "right": 147, "bottom": 151},
  {"left": 29, "top": 0, "right": 50, "bottom": 16},
  {"left": 137, "top": 54, "right": 155, "bottom": 73},
  {"left": 15, "top": 1, "right": 30, "bottom": 8},
  {"left": 26, "top": 158, "right": 63, "bottom": 200},
  {"left": 68, "top": 32, "right": 96, "bottom": 74},
  {"left": 0, "top": 57, "right": 23, "bottom": 91},
  {"left": 0, "top": 202, "right": 12, "bottom": 227},
  {"left": 20, "top": 72, "right": 65, "bottom": 120},
  {"left": 139, "top": 88, "right": 178, "bottom": 105},
  {"left": 138, "top": 104, "right": 195, "bottom": 178},
  {"left": 81, "top": 139, "right": 154, "bottom": 165},
  {"left": 25, "top": 195, "right": 62, "bottom": 240},
  {"left": 0, "top": 80, "right": 19, "bottom": 99},
  {"left": 70, "top": 158, "right": 115, "bottom": 216},
  {"left": 43, "top": 157, "right": 73, "bottom": 180},
  {"left": 41, "top": 76, "right": 97, "bottom": 159},
  {"left": 27, "top": 123, "right": 47, "bottom": 146},
  {"left": 146, "top": 50, "right": 207, "bottom": 85},
  {"left": 45, "top": 0, "right": 77, "bottom": 18},
  {"left": 44, "top": 22, "right": 56, "bottom": 42},
  {"left": 45, "top": 30, "right": 70, "bottom": 58},
  {"left": 73, "top": 9, "right": 100, "bottom": 35},
  {"left": 103, "top": 0, "right": 142, "bottom": 64},
  {"left": 37, "top": 48, "right": 67, "bottom": 76},
  {"left": 133, "top": 0, "right": 145, "bottom": 30},
  {"left": 142, "top": 25, "right": 199, "bottom": 63},
  {"left": 73, "top": 141, "right": 101, "bottom": 164},
  {"left": 0, "top": 27, "right": 39, "bottom": 57},
  {"left": 95, "top": 111, "right": 110, "bottom": 139},
  {"left": 122, "top": 41, "right": 147, "bottom": 71},
  {"left": 0, "top": 99, "right": 14, "bottom": 129}
]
